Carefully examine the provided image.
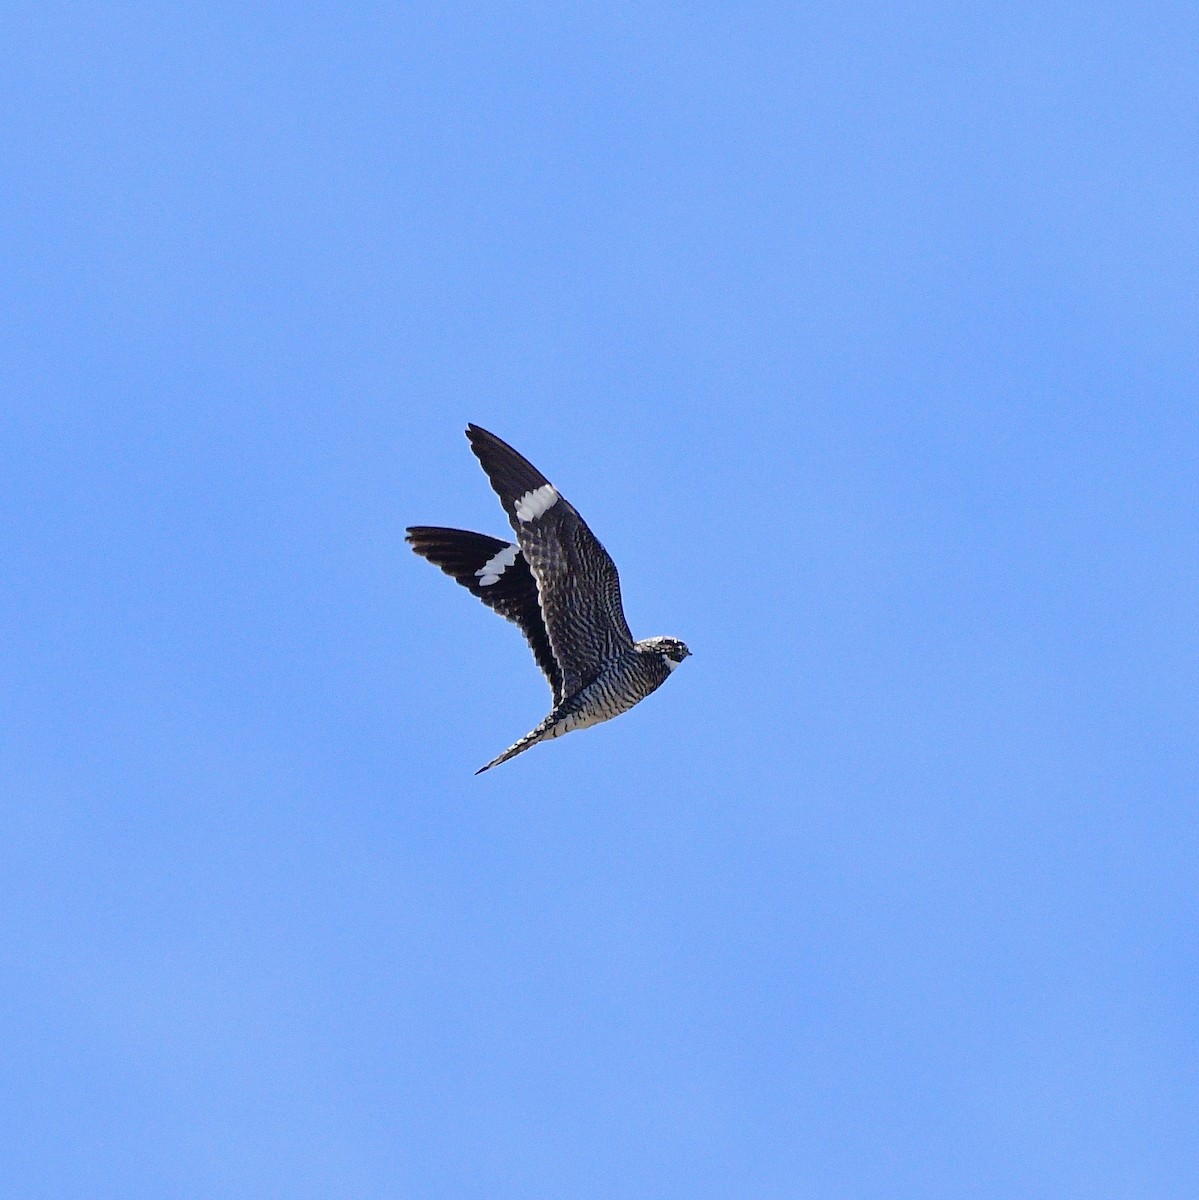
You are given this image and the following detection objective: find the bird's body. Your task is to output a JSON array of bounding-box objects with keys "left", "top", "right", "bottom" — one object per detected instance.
[{"left": 407, "top": 425, "right": 690, "bottom": 772}]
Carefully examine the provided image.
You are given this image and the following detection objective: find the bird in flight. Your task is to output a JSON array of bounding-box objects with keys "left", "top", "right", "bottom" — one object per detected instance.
[{"left": 407, "top": 424, "right": 691, "bottom": 773}]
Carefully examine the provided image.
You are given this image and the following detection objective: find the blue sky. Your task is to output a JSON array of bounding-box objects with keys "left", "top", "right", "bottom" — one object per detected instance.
[{"left": 3, "top": 3, "right": 1196, "bottom": 1196}]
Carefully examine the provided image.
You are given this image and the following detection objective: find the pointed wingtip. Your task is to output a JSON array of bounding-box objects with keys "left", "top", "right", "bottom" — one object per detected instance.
[
  {"left": 474, "top": 762, "right": 492, "bottom": 776},
  {"left": 464, "top": 423, "right": 490, "bottom": 457},
  {"left": 465, "top": 424, "right": 507, "bottom": 460}
]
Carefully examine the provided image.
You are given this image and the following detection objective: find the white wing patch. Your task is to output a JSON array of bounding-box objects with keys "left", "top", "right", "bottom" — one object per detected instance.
[
  {"left": 515, "top": 483, "right": 558, "bottom": 522},
  {"left": 475, "top": 543, "right": 519, "bottom": 586}
]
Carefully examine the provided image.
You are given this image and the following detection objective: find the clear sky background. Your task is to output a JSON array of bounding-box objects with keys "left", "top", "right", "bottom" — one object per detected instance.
[{"left": 3, "top": 4, "right": 1196, "bottom": 1197}]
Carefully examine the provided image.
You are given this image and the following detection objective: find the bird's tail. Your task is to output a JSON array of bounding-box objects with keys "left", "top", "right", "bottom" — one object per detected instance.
[
  {"left": 475, "top": 713, "right": 556, "bottom": 774},
  {"left": 475, "top": 691, "right": 591, "bottom": 774}
]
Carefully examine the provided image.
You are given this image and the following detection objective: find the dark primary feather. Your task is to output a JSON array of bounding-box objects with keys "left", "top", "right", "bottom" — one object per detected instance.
[
  {"left": 405, "top": 525, "right": 564, "bottom": 702},
  {"left": 465, "top": 423, "right": 552, "bottom": 529},
  {"left": 465, "top": 425, "right": 634, "bottom": 695}
]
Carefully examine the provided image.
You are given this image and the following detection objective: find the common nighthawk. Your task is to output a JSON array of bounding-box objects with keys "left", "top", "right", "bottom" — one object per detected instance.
[{"left": 407, "top": 424, "right": 691, "bottom": 773}]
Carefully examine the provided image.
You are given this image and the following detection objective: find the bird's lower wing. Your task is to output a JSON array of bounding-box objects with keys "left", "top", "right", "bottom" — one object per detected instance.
[{"left": 405, "top": 525, "right": 563, "bottom": 703}]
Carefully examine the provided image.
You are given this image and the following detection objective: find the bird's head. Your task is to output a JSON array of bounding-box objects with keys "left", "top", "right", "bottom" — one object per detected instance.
[{"left": 638, "top": 635, "right": 692, "bottom": 673}]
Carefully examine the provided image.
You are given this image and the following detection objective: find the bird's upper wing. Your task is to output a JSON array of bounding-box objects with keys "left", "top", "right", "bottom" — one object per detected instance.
[
  {"left": 465, "top": 424, "right": 634, "bottom": 698},
  {"left": 405, "top": 525, "right": 564, "bottom": 703}
]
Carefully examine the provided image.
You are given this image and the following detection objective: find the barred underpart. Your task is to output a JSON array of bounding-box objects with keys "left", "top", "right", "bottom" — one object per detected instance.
[{"left": 475, "top": 645, "right": 674, "bottom": 773}]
